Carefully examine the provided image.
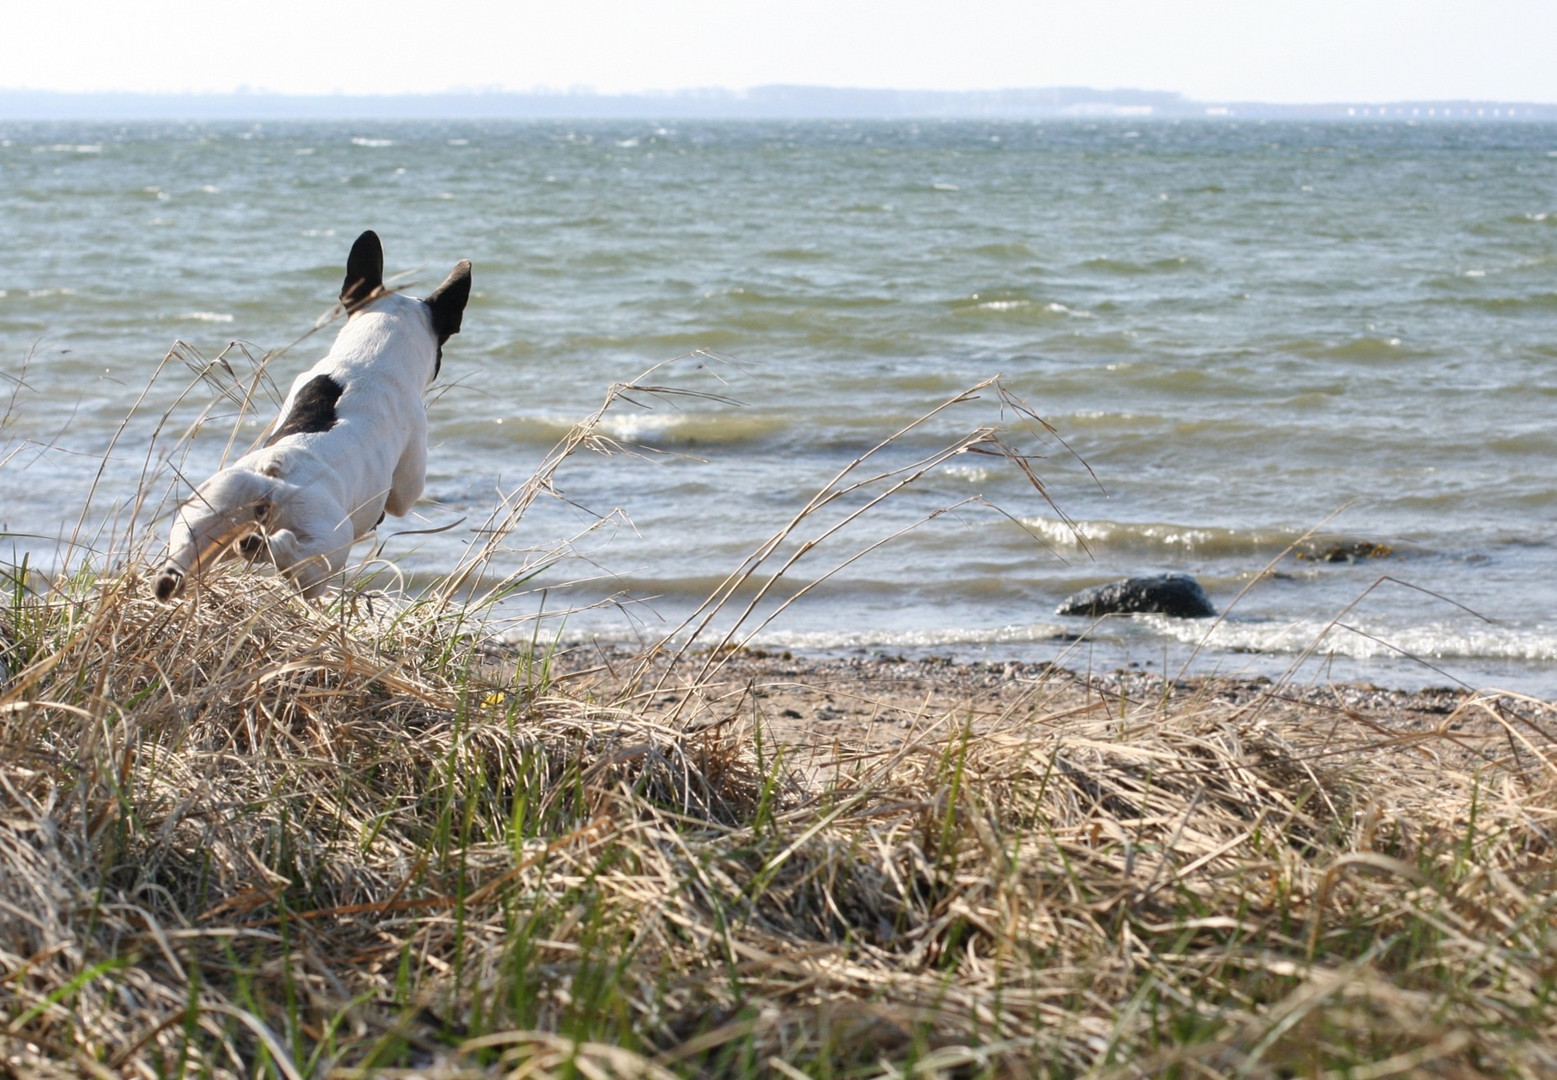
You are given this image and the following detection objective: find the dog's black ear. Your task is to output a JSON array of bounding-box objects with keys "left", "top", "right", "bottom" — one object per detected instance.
[
  {"left": 425, "top": 259, "right": 472, "bottom": 345},
  {"left": 341, "top": 230, "right": 384, "bottom": 309}
]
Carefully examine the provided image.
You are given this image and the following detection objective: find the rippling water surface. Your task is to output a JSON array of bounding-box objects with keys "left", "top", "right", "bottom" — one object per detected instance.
[{"left": 3, "top": 119, "right": 1556, "bottom": 692}]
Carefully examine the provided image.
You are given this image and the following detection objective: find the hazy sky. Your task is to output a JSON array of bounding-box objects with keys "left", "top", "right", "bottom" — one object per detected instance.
[{"left": 6, "top": 0, "right": 1556, "bottom": 103}]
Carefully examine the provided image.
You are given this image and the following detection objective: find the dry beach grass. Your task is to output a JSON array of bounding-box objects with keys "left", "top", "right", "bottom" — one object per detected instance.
[
  {"left": 3, "top": 354, "right": 1557, "bottom": 1077},
  {"left": 4, "top": 572, "right": 1557, "bottom": 1079}
]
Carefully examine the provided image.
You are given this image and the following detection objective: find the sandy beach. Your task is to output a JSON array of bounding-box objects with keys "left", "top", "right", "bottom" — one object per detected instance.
[{"left": 550, "top": 642, "right": 1547, "bottom": 780}]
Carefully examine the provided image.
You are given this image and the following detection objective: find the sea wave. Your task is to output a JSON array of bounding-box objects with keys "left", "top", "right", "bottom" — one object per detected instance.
[
  {"left": 1018, "top": 516, "right": 1298, "bottom": 558},
  {"left": 1289, "top": 336, "right": 1413, "bottom": 361},
  {"left": 1079, "top": 255, "right": 1195, "bottom": 275},
  {"left": 1447, "top": 292, "right": 1557, "bottom": 312},
  {"left": 442, "top": 410, "right": 794, "bottom": 449},
  {"left": 754, "top": 623, "right": 1073, "bottom": 651},
  {"left": 1150, "top": 615, "right": 1557, "bottom": 664},
  {"left": 950, "top": 295, "right": 1091, "bottom": 320},
  {"left": 597, "top": 411, "right": 789, "bottom": 447},
  {"left": 556, "top": 605, "right": 1557, "bottom": 665}
]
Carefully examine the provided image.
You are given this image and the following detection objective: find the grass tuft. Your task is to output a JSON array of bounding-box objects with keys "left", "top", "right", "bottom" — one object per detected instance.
[{"left": 4, "top": 561, "right": 1555, "bottom": 1077}]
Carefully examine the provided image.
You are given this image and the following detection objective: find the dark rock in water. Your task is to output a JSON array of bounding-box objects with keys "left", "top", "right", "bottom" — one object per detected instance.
[{"left": 1056, "top": 574, "right": 1217, "bottom": 619}]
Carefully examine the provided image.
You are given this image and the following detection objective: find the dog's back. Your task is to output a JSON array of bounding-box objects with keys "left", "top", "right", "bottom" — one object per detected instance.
[{"left": 264, "top": 289, "right": 444, "bottom": 533}]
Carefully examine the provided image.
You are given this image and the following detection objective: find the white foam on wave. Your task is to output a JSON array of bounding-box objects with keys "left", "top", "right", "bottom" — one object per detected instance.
[
  {"left": 941, "top": 464, "right": 991, "bottom": 485},
  {"left": 600, "top": 413, "right": 676, "bottom": 441},
  {"left": 1069, "top": 409, "right": 1141, "bottom": 421},
  {"left": 1148, "top": 614, "right": 1557, "bottom": 663},
  {"left": 748, "top": 622, "right": 1072, "bottom": 652},
  {"left": 1019, "top": 515, "right": 1280, "bottom": 555},
  {"left": 1047, "top": 301, "right": 1092, "bottom": 317},
  {"left": 350, "top": 137, "right": 394, "bottom": 148},
  {"left": 966, "top": 297, "right": 1092, "bottom": 318},
  {"left": 176, "top": 312, "right": 235, "bottom": 323},
  {"left": 593, "top": 410, "right": 787, "bottom": 447}
]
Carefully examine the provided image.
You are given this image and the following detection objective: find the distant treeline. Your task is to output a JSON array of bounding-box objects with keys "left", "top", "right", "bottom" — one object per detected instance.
[{"left": 2, "top": 85, "right": 1555, "bottom": 121}]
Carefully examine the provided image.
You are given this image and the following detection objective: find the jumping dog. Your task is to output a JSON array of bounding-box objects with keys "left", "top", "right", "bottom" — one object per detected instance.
[{"left": 153, "top": 231, "right": 471, "bottom": 599}]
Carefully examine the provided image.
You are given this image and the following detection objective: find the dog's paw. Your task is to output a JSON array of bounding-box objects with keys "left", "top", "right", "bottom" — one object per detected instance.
[{"left": 152, "top": 568, "right": 184, "bottom": 601}]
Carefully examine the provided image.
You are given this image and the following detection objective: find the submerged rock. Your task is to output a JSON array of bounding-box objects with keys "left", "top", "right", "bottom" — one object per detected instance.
[
  {"left": 1056, "top": 573, "right": 1217, "bottom": 619},
  {"left": 1296, "top": 539, "right": 1394, "bottom": 563}
]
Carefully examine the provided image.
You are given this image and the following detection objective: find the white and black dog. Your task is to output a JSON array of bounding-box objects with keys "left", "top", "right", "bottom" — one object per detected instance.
[{"left": 153, "top": 231, "right": 471, "bottom": 600}]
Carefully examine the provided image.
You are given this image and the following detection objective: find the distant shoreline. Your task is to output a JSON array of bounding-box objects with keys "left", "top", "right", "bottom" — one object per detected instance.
[{"left": 3, "top": 84, "right": 1556, "bottom": 122}]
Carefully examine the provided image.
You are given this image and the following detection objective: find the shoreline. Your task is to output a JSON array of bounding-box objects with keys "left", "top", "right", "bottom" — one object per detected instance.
[
  {"left": 545, "top": 642, "right": 1546, "bottom": 778},
  {"left": 521, "top": 594, "right": 1557, "bottom": 704}
]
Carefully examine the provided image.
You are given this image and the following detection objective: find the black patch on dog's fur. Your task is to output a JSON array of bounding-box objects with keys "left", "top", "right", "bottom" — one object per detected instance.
[
  {"left": 424, "top": 259, "right": 472, "bottom": 379},
  {"left": 341, "top": 230, "right": 384, "bottom": 309},
  {"left": 265, "top": 374, "right": 343, "bottom": 446}
]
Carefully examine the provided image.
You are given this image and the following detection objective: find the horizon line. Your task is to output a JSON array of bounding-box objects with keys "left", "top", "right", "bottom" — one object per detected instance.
[
  {"left": 4, "top": 83, "right": 1556, "bottom": 104},
  {"left": 2, "top": 85, "right": 1554, "bottom": 121}
]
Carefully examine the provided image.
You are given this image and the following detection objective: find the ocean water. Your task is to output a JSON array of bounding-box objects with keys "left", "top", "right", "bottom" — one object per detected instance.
[{"left": 3, "top": 119, "right": 1556, "bottom": 694}]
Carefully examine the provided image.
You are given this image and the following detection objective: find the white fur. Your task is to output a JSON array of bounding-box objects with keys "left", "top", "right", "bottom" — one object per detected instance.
[{"left": 155, "top": 251, "right": 466, "bottom": 600}]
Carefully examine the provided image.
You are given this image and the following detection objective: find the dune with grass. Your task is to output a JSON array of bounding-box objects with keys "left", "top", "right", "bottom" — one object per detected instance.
[{"left": 3, "top": 352, "right": 1556, "bottom": 1078}]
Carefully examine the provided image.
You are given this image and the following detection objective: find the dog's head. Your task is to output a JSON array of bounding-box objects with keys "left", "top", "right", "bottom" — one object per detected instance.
[
  {"left": 153, "top": 468, "right": 279, "bottom": 600},
  {"left": 340, "top": 230, "right": 471, "bottom": 379}
]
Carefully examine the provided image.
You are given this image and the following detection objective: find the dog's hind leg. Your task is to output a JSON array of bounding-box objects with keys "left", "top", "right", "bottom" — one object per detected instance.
[
  {"left": 265, "top": 526, "right": 353, "bottom": 598},
  {"left": 264, "top": 488, "right": 356, "bottom": 598}
]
